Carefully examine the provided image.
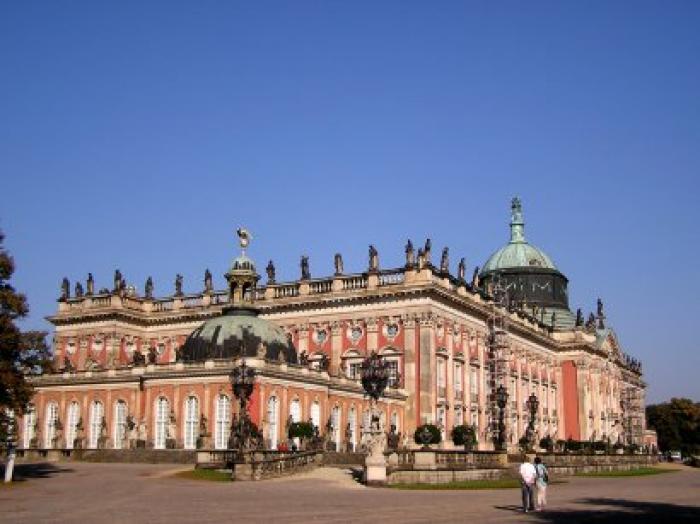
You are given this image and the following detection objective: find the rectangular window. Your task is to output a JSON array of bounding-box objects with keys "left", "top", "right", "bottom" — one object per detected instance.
[
  {"left": 387, "top": 360, "right": 399, "bottom": 387},
  {"left": 454, "top": 363, "right": 463, "bottom": 395},
  {"left": 470, "top": 367, "right": 478, "bottom": 396},
  {"left": 348, "top": 362, "right": 362, "bottom": 380}
]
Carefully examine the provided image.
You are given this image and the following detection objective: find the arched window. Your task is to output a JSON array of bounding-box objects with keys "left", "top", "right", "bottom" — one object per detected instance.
[
  {"left": 331, "top": 406, "right": 341, "bottom": 451},
  {"left": 45, "top": 402, "right": 59, "bottom": 448},
  {"left": 267, "top": 396, "right": 279, "bottom": 449},
  {"left": 215, "top": 395, "right": 231, "bottom": 450},
  {"left": 89, "top": 401, "right": 104, "bottom": 448},
  {"left": 23, "top": 405, "right": 36, "bottom": 448},
  {"left": 66, "top": 402, "right": 80, "bottom": 449},
  {"left": 310, "top": 401, "right": 321, "bottom": 430},
  {"left": 289, "top": 398, "right": 301, "bottom": 448},
  {"left": 347, "top": 407, "right": 356, "bottom": 451},
  {"left": 154, "top": 397, "right": 169, "bottom": 449},
  {"left": 113, "top": 401, "right": 128, "bottom": 449},
  {"left": 362, "top": 409, "right": 371, "bottom": 432},
  {"left": 183, "top": 396, "right": 199, "bottom": 450}
]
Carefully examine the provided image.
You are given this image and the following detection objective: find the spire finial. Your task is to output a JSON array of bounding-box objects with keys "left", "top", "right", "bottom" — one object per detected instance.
[{"left": 509, "top": 197, "right": 526, "bottom": 243}]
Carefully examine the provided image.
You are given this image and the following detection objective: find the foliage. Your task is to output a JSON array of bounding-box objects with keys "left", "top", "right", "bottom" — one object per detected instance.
[
  {"left": 451, "top": 424, "right": 477, "bottom": 448},
  {"left": 0, "top": 230, "right": 51, "bottom": 442},
  {"left": 288, "top": 421, "right": 315, "bottom": 440},
  {"left": 414, "top": 424, "right": 441, "bottom": 446},
  {"left": 518, "top": 436, "right": 531, "bottom": 452},
  {"left": 646, "top": 398, "right": 700, "bottom": 456},
  {"left": 539, "top": 436, "right": 554, "bottom": 452}
]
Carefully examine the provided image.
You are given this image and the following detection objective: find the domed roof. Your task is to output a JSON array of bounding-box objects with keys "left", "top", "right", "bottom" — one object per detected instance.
[
  {"left": 230, "top": 253, "right": 256, "bottom": 272},
  {"left": 481, "top": 197, "right": 558, "bottom": 275},
  {"left": 180, "top": 307, "right": 298, "bottom": 363}
]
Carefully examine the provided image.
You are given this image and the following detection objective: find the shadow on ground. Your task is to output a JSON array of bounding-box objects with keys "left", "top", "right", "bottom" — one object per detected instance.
[
  {"left": 1, "top": 462, "right": 75, "bottom": 482},
  {"left": 497, "top": 498, "right": 700, "bottom": 523}
]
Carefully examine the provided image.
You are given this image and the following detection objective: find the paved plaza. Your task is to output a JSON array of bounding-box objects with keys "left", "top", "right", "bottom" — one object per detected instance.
[{"left": 1, "top": 462, "right": 699, "bottom": 523}]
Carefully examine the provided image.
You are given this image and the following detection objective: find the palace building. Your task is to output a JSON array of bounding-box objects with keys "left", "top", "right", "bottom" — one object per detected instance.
[{"left": 19, "top": 199, "right": 652, "bottom": 453}]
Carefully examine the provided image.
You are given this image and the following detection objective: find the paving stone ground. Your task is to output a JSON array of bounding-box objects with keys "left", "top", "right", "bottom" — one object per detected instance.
[{"left": 1, "top": 462, "right": 698, "bottom": 523}]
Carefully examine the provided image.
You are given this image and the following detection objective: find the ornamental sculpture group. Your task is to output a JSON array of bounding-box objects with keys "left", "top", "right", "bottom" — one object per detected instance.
[{"left": 360, "top": 351, "right": 391, "bottom": 485}]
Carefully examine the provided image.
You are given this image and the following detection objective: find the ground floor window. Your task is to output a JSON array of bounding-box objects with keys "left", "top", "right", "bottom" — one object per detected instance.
[
  {"left": 66, "top": 402, "right": 80, "bottom": 449},
  {"left": 184, "top": 396, "right": 198, "bottom": 450},
  {"left": 215, "top": 395, "right": 231, "bottom": 450},
  {"left": 267, "top": 396, "right": 279, "bottom": 449},
  {"left": 45, "top": 402, "right": 59, "bottom": 448},
  {"left": 113, "top": 401, "right": 127, "bottom": 449},
  {"left": 89, "top": 401, "right": 104, "bottom": 448},
  {"left": 154, "top": 397, "right": 169, "bottom": 449},
  {"left": 23, "top": 406, "right": 36, "bottom": 448}
]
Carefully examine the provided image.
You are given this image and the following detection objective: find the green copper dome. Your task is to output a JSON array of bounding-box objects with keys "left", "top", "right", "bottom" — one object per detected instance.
[{"left": 481, "top": 197, "right": 558, "bottom": 274}]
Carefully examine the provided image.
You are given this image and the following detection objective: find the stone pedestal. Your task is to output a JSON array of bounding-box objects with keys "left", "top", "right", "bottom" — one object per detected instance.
[{"left": 364, "top": 448, "right": 387, "bottom": 486}]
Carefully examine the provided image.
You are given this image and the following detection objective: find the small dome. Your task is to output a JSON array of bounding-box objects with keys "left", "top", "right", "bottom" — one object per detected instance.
[
  {"left": 481, "top": 197, "right": 558, "bottom": 275},
  {"left": 180, "top": 307, "right": 298, "bottom": 363},
  {"left": 231, "top": 254, "right": 256, "bottom": 272}
]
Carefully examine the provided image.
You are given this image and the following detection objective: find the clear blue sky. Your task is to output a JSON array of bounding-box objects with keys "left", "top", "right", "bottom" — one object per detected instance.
[{"left": 1, "top": 2, "right": 698, "bottom": 403}]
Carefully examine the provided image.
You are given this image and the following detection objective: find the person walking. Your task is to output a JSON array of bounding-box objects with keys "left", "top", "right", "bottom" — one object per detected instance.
[
  {"left": 519, "top": 456, "right": 536, "bottom": 513},
  {"left": 534, "top": 456, "right": 549, "bottom": 511}
]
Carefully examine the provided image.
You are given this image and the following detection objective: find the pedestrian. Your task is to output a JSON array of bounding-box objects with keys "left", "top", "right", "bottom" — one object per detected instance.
[
  {"left": 534, "top": 456, "right": 549, "bottom": 511},
  {"left": 519, "top": 456, "right": 536, "bottom": 513}
]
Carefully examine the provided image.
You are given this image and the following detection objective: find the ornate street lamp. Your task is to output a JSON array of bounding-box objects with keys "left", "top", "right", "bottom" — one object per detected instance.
[
  {"left": 360, "top": 351, "right": 390, "bottom": 401},
  {"left": 229, "top": 360, "right": 258, "bottom": 451},
  {"left": 526, "top": 393, "right": 539, "bottom": 445},
  {"left": 494, "top": 385, "right": 508, "bottom": 451}
]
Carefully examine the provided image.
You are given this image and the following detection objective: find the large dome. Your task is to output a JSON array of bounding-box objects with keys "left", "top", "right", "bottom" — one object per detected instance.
[{"left": 180, "top": 307, "right": 298, "bottom": 363}]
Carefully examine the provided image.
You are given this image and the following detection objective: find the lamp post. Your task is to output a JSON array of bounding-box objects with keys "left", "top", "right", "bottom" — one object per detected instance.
[
  {"left": 495, "top": 385, "right": 508, "bottom": 451},
  {"left": 526, "top": 393, "right": 539, "bottom": 446},
  {"left": 229, "top": 360, "right": 257, "bottom": 451}
]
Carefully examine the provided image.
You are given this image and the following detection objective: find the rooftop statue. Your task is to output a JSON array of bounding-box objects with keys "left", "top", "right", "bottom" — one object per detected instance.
[
  {"left": 440, "top": 247, "right": 449, "bottom": 274},
  {"left": 266, "top": 260, "right": 276, "bottom": 284},
  {"left": 597, "top": 298, "right": 604, "bottom": 318},
  {"left": 458, "top": 257, "right": 466, "bottom": 282},
  {"left": 300, "top": 255, "right": 310, "bottom": 280},
  {"left": 113, "top": 269, "right": 123, "bottom": 294},
  {"left": 424, "top": 238, "right": 432, "bottom": 263},
  {"left": 86, "top": 273, "right": 94, "bottom": 296},
  {"left": 236, "top": 227, "right": 252, "bottom": 250},
  {"left": 405, "top": 239, "right": 415, "bottom": 268},
  {"left": 144, "top": 277, "right": 154, "bottom": 299},
  {"left": 60, "top": 277, "right": 70, "bottom": 301},
  {"left": 74, "top": 281, "right": 84, "bottom": 298},
  {"left": 334, "top": 253, "right": 343, "bottom": 276},
  {"left": 174, "top": 274, "right": 183, "bottom": 297},
  {"left": 471, "top": 266, "right": 480, "bottom": 289},
  {"left": 204, "top": 269, "right": 213, "bottom": 292},
  {"left": 368, "top": 245, "right": 379, "bottom": 272},
  {"left": 575, "top": 308, "right": 584, "bottom": 327},
  {"left": 416, "top": 248, "right": 426, "bottom": 269}
]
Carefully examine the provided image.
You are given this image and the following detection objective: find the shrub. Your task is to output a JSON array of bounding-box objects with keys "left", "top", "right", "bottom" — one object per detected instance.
[
  {"left": 288, "top": 421, "right": 315, "bottom": 440},
  {"left": 452, "top": 424, "right": 477, "bottom": 449},
  {"left": 414, "top": 424, "right": 441, "bottom": 446},
  {"left": 539, "top": 436, "right": 554, "bottom": 452}
]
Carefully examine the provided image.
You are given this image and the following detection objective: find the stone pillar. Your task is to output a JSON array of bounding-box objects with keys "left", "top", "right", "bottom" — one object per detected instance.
[
  {"left": 402, "top": 314, "right": 418, "bottom": 435},
  {"left": 331, "top": 321, "right": 342, "bottom": 375},
  {"left": 418, "top": 314, "right": 435, "bottom": 425}
]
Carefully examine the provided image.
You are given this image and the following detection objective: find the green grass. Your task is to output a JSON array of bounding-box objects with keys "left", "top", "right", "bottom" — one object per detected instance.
[
  {"left": 175, "top": 468, "right": 231, "bottom": 482},
  {"left": 575, "top": 467, "right": 676, "bottom": 478},
  {"left": 392, "top": 478, "right": 523, "bottom": 490}
]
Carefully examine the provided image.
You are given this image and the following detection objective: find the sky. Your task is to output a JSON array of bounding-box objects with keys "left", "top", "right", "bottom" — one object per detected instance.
[{"left": 1, "top": 1, "right": 698, "bottom": 403}]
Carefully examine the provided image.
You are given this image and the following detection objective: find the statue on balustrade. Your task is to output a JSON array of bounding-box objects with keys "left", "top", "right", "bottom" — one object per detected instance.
[
  {"left": 144, "top": 276, "right": 154, "bottom": 299},
  {"left": 299, "top": 350, "right": 309, "bottom": 366},
  {"left": 132, "top": 350, "right": 146, "bottom": 366},
  {"left": 147, "top": 346, "right": 158, "bottom": 364},
  {"left": 471, "top": 266, "right": 480, "bottom": 290},
  {"left": 266, "top": 260, "right": 276, "bottom": 284},
  {"left": 405, "top": 239, "right": 415, "bottom": 268},
  {"left": 63, "top": 356, "right": 74, "bottom": 372},
  {"left": 300, "top": 255, "right": 310, "bottom": 280},
  {"left": 585, "top": 312, "right": 596, "bottom": 330},
  {"left": 113, "top": 269, "right": 123, "bottom": 293},
  {"left": 174, "top": 274, "right": 184, "bottom": 296},
  {"left": 334, "top": 253, "right": 343, "bottom": 276},
  {"left": 86, "top": 273, "right": 94, "bottom": 296},
  {"left": 368, "top": 245, "right": 379, "bottom": 272},
  {"left": 416, "top": 248, "right": 426, "bottom": 269},
  {"left": 204, "top": 269, "right": 213, "bottom": 292},
  {"left": 575, "top": 308, "right": 584, "bottom": 327},
  {"left": 75, "top": 281, "right": 84, "bottom": 298},
  {"left": 458, "top": 257, "right": 466, "bottom": 282},
  {"left": 60, "top": 277, "right": 70, "bottom": 301},
  {"left": 318, "top": 353, "right": 330, "bottom": 372},
  {"left": 440, "top": 247, "right": 449, "bottom": 274}
]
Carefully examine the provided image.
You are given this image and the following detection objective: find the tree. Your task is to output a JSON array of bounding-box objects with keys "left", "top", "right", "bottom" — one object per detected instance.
[
  {"left": 646, "top": 398, "right": 700, "bottom": 456},
  {"left": 0, "top": 230, "right": 51, "bottom": 443}
]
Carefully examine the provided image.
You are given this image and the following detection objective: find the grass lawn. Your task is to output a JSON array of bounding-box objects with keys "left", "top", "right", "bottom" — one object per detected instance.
[
  {"left": 175, "top": 468, "right": 231, "bottom": 482},
  {"left": 575, "top": 467, "right": 676, "bottom": 478},
  {"left": 392, "top": 478, "right": 526, "bottom": 490}
]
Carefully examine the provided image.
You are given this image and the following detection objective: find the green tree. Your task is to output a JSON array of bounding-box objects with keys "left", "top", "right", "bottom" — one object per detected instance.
[
  {"left": 0, "top": 230, "right": 51, "bottom": 443},
  {"left": 646, "top": 398, "right": 700, "bottom": 455}
]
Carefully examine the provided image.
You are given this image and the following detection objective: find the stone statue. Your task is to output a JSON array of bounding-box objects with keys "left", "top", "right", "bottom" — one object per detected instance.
[
  {"left": 368, "top": 245, "right": 379, "bottom": 272},
  {"left": 144, "top": 276, "right": 154, "bottom": 299},
  {"left": 75, "top": 281, "right": 84, "bottom": 298},
  {"left": 416, "top": 248, "right": 426, "bottom": 269},
  {"left": 405, "top": 240, "right": 415, "bottom": 268},
  {"left": 199, "top": 414, "right": 208, "bottom": 438},
  {"left": 334, "top": 253, "right": 343, "bottom": 276},
  {"left": 440, "top": 247, "right": 449, "bottom": 274},
  {"left": 575, "top": 308, "right": 584, "bottom": 327},
  {"left": 585, "top": 312, "right": 596, "bottom": 330},
  {"left": 424, "top": 238, "right": 432, "bottom": 263},
  {"left": 299, "top": 350, "right": 309, "bottom": 366},
  {"left": 63, "top": 356, "right": 74, "bottom": 372},
  {"left": 113, "top": 269, "right": 123, "bottom": 293},
  {"left": 60, "top": 277, "right": 70, "bottom": 300},
  {"left": 471, "top": 266, "right": 480, "bottom": 289},
  {"left": 237, "top": 228, "right": 252, "bottom": 249},
  {"left": 127, "top": 416, "right": 138, "bottom": 448},
  {"left": 318, "top": 353, "right": 330, "bottom": 372},
  {"left": 174, "top": 274, "right": 183, "bottom": 296},
  {"left": 86, "top": 273, "right": 94, "bottom": 296},
  {"left": 266, "top": 260, "right": 276, "bottom": 284},
  {"left": 300, "top": 256, "right": 310, "bottom": 280},
  {"left": 204, "top": 269, "right": 213, "bottom": 292},
  {"left": 147, "top": 346, "right": 158, "bottom": 364},
  {"left": 137, "top": 419, "right": 147, "bottom": 442},
  {"left": 167, "top": 412, "right": 177, "bottom": 439},
  {"left": 458, "top": 258, "right": 466, "bottom": 282},
  {"left": 132, "top": 350, "right": 146, "bottom": 366},
  {"left": 597, "top": 298, "right": 604, "bottom": 318}
]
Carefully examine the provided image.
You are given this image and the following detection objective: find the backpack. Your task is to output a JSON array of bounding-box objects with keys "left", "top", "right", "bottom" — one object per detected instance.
[{"left": 537, "top": 463, "right": 549, "bottom": 483}]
